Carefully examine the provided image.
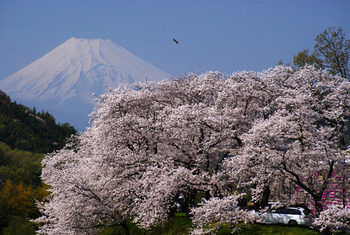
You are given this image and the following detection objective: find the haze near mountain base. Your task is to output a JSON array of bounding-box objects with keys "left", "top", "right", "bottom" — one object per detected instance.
[{"left": 0, "top": 37, "right": 171, "bottom": 130}]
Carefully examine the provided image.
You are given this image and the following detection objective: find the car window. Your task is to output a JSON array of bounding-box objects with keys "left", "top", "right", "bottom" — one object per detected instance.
[
  {"left": 286, "top": 209, "right": 301, "bottom": 215},
  {"left": 272, "top": 208, "right": 287, "bottom": 214},
  {"left": 273, "top": 208, "right": 302, "bottom": 215},
  {"left": 280, "top": 208, "right": 289, "bottom": 214},
  {"left": 275, "top": 208, "right": 284, "bottom": 213}
]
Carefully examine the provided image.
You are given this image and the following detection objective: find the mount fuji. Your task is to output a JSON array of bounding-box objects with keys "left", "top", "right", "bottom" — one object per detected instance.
[{"left": 0, "top": 38, "right": 171, "bottom": 130}]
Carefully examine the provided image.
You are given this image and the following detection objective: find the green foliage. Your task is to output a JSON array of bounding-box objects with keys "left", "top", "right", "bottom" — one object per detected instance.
[
  {"left": 0, "top": 197, "right": 11, "bottom": 231},
  {"left": 0, "top": 142, "right": 43, "bottom": 186},
  {"left": 231, "top": 224, "right": 318, "bottom": 235},
  {"left": 0, "top": 91, "right": 76, "bottom": 234},
  {"left": 99, "top": 218, "right": 320, "bottom": 235},
  {"left": 154, "top": 213, "right": 193, "bottom": 235},
  {"left": 0, "top": 90, "right": 77, "bottom": 154},
  {"left": 314, "top": 27, "right": 350, "bottom": 79},
  {"left": 0, "top": 142, "right": 50, "bottom": 234},
  {"left": 0, "top": 179, "right": 49, "bottom": 218},
  {"left": 3, "top": 216, "right": 36, "bottom": 235},
  {"left": 293, "top": 49, "right": 323, "bottom": 71},
  {"left": 293, "top": 26, "right": 350, "bottom": 80}
]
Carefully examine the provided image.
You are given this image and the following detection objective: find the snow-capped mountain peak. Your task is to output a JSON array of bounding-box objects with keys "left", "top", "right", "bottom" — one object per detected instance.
[{"left": 0, "top": 37, "right": 171, "bottom": 129}]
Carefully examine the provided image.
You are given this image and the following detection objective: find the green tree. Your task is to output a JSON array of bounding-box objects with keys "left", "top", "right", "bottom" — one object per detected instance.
[
  {"left": 293, "top": 49, "right": 323, "bottom": 70},
  {"left": 3, "top": 216, "right": 36, "bottom": 235},
  {"left": 0, "top": 179, "right": 49, "bottom": 218},
  {"left": 0, "top": 90, "right": 77, "bottom": 153},
  {"left": 293, "top": 27, "right": 350, "bottom": 80}
]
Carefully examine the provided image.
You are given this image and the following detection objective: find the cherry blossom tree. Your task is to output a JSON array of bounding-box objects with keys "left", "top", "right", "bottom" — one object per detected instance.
[
  {"left": 35, "top": 71, "right": 265, "bottom": 233},
  {"left": 313, "top": 204, "right": 350, "bottom": 232},
  {"left": 223, "top": 66, "right": 350, "bottom": 231},
  {"left": 190, "top": 194, "right": 258, "bottom": 234},
  {"left": 35, "top": 66, "right": 350, "bottom": 234}
]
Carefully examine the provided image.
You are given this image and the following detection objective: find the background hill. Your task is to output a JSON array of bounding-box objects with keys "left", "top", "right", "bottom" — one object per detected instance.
[
  {"left": 0, "top": 91, "right": 76, "bottom": 234},
  {"left": 0, "top": 90, "right": 76, "bottom": 154}
]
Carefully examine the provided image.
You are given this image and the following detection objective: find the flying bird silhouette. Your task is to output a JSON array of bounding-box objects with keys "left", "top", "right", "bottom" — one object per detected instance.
[{"left": 173, "top": 38, "right": 179, "bottom": 44}]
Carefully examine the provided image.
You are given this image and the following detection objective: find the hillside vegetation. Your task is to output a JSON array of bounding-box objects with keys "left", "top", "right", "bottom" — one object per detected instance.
[
  {"left": 0, "top": 90, "right": 76, "bottom": 234},
  {"left": 0, "top": 90, "right": 76, "bottom": 154}
]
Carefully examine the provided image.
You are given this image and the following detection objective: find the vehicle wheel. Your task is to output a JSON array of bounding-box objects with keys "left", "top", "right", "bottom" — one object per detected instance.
[{"left": 288, "top": 220, "right": 297, "bottom": 225}]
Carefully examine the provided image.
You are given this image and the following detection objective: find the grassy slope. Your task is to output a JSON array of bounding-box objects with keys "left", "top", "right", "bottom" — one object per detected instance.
[{"left": 100, "top": 213, "right": 320, "bottom": 235}]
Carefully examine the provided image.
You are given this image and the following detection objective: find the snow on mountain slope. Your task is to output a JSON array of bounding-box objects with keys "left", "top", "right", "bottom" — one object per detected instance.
[
  {"left": 0, "top": 37, "right": 170, "bottom": 104},
  {"left": 0, "top": 38, "right": 171, "bottom": 130}
]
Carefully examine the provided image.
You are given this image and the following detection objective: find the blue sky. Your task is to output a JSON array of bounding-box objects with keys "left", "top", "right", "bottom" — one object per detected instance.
[{"left": 0, "top": 0, "right": 349, "bottom": 80}]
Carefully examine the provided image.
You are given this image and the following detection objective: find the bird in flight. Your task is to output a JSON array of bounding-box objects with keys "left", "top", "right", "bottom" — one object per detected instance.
[{"left": 173, "top": 38, "right": 179, "bottom": 44}]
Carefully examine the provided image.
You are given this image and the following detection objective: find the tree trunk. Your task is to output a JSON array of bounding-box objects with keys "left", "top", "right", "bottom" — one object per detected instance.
[
  {"left": 260, "top": 185, "right": 270, "bottom": 209},
  {"left": 120, "top": 220, "right": 130, "bottom": 235},
  {"left": 320, "top": 228, "right": 332, "bottom": 235}
]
